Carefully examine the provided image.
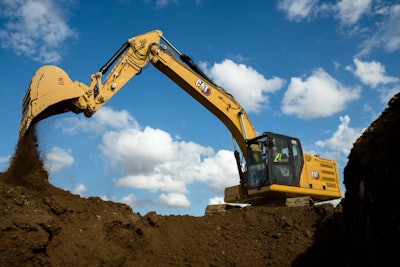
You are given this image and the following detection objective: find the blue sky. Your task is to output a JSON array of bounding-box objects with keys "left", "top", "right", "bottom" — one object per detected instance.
[{"left": 0, "top": 0, "right": 399, "bottom": 216}]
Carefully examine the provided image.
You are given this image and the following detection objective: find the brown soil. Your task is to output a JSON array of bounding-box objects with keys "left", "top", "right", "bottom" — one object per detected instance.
[{"left": 1, "top": 92, "right": 399, "bottom": 267}]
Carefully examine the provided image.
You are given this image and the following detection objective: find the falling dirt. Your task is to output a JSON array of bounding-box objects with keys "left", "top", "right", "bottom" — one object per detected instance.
[{"left": 1, "top": 92, "right": 399, "bottom": 266}]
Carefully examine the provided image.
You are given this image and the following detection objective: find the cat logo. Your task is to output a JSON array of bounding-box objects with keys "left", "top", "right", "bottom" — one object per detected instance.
[{"left": 196, "top": 79, "right": 211, "bottom": 96}]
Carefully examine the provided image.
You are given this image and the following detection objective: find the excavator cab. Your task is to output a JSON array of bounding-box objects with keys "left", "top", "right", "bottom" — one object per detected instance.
[
  {"left": 246, "top": 132, "right": 303, "bottom": 190},
  {"left": 225, "top": 130, "right": 342, "bottom": 205}
]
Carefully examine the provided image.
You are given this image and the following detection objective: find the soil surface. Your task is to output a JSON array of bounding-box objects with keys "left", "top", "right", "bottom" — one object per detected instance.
[{"left": 1, "top": 92, "right": 399, "bottom": 267}]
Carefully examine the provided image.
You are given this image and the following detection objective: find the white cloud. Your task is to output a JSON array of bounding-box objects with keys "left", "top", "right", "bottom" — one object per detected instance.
[
  {"left": 100, "top": 195, "right": 109, "bottom": 201},
  {"left": 278, "top": 0, "right": 372, "bottom": 25},
  {"left": 183, "top": 149, "right": 239, "bottom": 191},
  {"left": 278, "top": 0, "right": 400, "bottom": 56},
  {"left": 348, "top": 58, "right": 399, "bottom": 88},
  {"left": 115, "top": 173, "right": 189, "bottom": 194},
  {"left": 73, "top": 183, "right": 87, "bottom": 196},
  {"left": 93, "top": 107, "right": 139, "bottom": 129},
  {"left": 59, "top": 106, "right": 139, "bottom": 135},
  {"left": 44, "top": 146, "right": 74, "bottom": 173},
  {"left": 359, "top": 4, "right": 400, "bottom": 55},
  {"left": 107, "top": 128, "right": 238, "bottom": 195},
  {"left": 0, "top": 0, "right": 77, "bottom": 63},
  {"left": 281, "top": 68, "right": 361, "bottom": 119},
  {"left": 0, "top": 155, "right": 11, "bottom": 170},
  {"left": 378, "top": 87, "right": 400, "bottom": 104},
  {"left": 315, "top": 115, "right": 364, "bottom": 158},
  {"left": 205, "top": 59, "right": 284, "bottom": 113},
  {"left": 119, "top": 194, "right": 136, "bottom": 206},
  {"left": 158, "top": 193, "right": 190, "bottom": 207},
  {"left": 381, "top": 4, "right": 400, "bottom": 52},
  {"left": 277, "top": 0, "right": 318, "bottom": 21},
  {"left": 335, "top": 0, "right": 371, "bottom": 25},
  {"left": 347, "top": 58, "right": 400, "bottom": 103},
  {"left": 339, "top": 2, "right": 400, "bottom": 57},
  {"left": 277, "top": 0, "right": 373, "bottom": 25},
  {"left": 59, "top": 106, "right": 239, "bottom": 207}
]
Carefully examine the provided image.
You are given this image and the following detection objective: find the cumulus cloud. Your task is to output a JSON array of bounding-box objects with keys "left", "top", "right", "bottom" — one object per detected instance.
[
  {"left": 158, "top": 193, "right": 190, "bottom": 207},
  {"left": 107, "top": 128, "right": 238, "bottom": 194},
  {"left": 59, "top": 107, "right": 239, "bottom": 208},
  {"left": 315, "top": 115, "right": 364, "bottom": 158},
  {"left": 347, "top": 58, "right": 399, "bottom": 88},
  {"left": 101, "top": 127, "right": 178, "bottom": 174},
  {"left": 281, "top": 68, "right": 361, "bottom": 119},
  {"left": 204, "top": 59, "right": 284, "bottom": 113},
  {"left": 44, "top": 146, "right": 74, "bottom": 173},
  {"left": 115, "top": 173, "right": 189, "bottom": 194},
  {"left": 277, "top": 0, "right": 318, "bottom": 21},
  {"left": 346, "top": 58, "right": 400, "bottom": 103},
  {"left": 0, "top": 155, "right": 11, "bottom": 171},
  {"left": 58, "top": 106, "right": 139, "bottom": 135},
  {"left": 119, "top": 194, "right": 136, "bottom": 206},
  {"left": 73, "top": 183, "right": 87, "bottom": 196},
  {"left": 0, "top": 0, "right": 77, "bottom": 63}
]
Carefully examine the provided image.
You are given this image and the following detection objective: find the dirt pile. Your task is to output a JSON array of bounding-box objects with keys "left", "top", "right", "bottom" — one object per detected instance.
[
  {"left": 0, "top": 92, "right": 399, "bottom": 266},
  {"left": 342, "top": 92, "right": 400, "bottom": 266}
]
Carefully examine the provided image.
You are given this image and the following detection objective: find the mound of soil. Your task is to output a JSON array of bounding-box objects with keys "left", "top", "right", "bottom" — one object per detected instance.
[
  {"left": 1, "top": 92, "right": 399, "bottom": 266},
  {"left": 342, "top": 92, "right": 400, "bottom": 266}
]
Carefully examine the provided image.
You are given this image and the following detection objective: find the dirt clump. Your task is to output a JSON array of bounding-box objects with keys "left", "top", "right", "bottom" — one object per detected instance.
[{"left": 1, "top": 92, "right": 399, "bottom": 266}]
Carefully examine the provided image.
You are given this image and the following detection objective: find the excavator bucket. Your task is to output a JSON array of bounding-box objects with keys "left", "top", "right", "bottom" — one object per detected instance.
[{"left": 20, "top": 65, "right": 87, "bottom": 136}]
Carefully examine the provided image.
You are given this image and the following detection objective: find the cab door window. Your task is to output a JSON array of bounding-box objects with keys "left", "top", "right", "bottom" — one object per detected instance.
[{"left": 271, "top": 137, "right": 295, "bottom": 185}]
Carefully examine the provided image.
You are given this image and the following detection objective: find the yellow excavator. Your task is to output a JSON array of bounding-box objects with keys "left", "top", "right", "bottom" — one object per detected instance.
[{"left": 20, "top": 30, "right": 342, "bottom": 207}]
